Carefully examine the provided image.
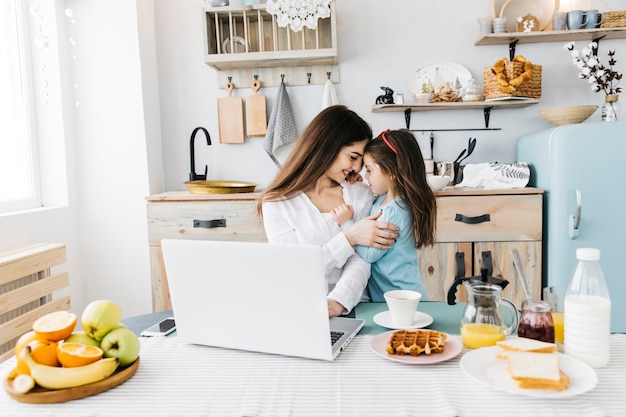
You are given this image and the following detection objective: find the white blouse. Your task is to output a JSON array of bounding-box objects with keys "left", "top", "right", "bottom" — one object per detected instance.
[{"left": 262, "top": 182, "right": 375, "bottom": 312}]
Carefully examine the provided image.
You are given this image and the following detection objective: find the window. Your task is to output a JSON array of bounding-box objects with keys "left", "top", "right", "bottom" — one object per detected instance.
[{"left": 0, "top": 0, "right": 42, "bottom": 213}]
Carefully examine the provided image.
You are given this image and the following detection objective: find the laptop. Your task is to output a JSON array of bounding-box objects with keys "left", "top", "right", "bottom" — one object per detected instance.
[{"left": 160, "top": 239, "right": 365, "bottom": 361}]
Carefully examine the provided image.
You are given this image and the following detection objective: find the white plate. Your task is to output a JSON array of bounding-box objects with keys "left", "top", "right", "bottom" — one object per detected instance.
[
  {"left": 497, "top": 0, "right": 559, "bottom": 32},
  {"left": 370, "top": 331, "right": 463, "bottom": 365},
  {"left": 409, "top": 62, "right": 473, "bottom": 97},
  {"left": 222, "top": 36, "right": 248, "bottom": 54},
  {"left": 373, "top": 310, "right": 433, "bottom": 330},
  {"left": 460, "top": 346, "right": 597, "bottom": 398}
]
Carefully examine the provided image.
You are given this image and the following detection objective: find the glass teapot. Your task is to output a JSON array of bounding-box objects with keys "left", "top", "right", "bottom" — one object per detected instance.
[{"left": 460, "top": 282, "right": 519, "bottom": 349}]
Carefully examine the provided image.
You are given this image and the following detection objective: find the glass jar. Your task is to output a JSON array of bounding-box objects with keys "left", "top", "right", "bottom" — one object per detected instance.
[
  {"left": 601, "top": 94, "right": 620, "bottom": 122},
  {"left": 462, "top": 79, "right": 482, "bottom": 102},
  {"left": 518, "top": 299, "right": 555, "bottom": 343}
]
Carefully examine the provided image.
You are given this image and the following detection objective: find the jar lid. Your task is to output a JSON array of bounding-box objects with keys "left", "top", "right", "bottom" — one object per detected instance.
[{"left": 576, "top": 247, "right": 600, "bottom": 261}]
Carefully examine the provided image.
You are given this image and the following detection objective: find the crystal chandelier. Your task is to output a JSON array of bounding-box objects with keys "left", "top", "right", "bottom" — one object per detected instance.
[{"left": 266, "top": 0, "right": 332, "bottom": 32}]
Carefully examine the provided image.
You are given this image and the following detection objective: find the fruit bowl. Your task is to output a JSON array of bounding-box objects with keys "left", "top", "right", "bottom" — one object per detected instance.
[
  {"left": 4, "top": 357, "right": 140, "bottom": 404},
  {"left": 427, "top": 175, "right": 451, "bottom": 191},
  {"left": 539, "top": 105, "right": 598, "bottom": 126}
]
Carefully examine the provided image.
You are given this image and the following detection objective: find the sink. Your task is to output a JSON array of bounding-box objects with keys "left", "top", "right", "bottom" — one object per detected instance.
[{"left": 184, "top": 180, "right": 257, "bottom": 194}]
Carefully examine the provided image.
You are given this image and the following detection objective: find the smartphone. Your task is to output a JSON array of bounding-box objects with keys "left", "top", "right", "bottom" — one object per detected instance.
[{"left": 141, "top": 317, "right": 176, "bottom": 337}]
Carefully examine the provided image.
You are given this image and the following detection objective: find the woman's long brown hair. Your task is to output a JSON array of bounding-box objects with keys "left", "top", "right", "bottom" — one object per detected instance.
[
  {"left": 366, "top": 129, "right": 437, "bottom": 248},
  {"left": 257, "top": 105, "right": 372, "bottom": 216}
]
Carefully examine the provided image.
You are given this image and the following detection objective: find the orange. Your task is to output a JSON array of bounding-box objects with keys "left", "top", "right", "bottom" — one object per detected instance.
[
  {"left": 16, "top": 339, "right": 60, "bottom": 374},
  {"left": 32, "top": 311, "right": 77, "bottom": 342},
  {"left": 57, "top": 342, "right": 103, "bottom": 367},
  {"left": 14, "top": 331, "right": 46, "bottom": 357}
]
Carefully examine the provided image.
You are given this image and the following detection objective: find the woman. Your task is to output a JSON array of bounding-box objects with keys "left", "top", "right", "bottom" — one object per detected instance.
[{"left": 258, "top": 105, "right": 399, "bottom": 317}]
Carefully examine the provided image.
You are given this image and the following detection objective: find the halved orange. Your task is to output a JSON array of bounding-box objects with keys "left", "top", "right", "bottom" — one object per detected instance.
[
  {"left": 32, "top": 311, "right": 77, "bottom": 342},
  {"left": 57, "top": 342, "right": 104, "bottom": 367}
]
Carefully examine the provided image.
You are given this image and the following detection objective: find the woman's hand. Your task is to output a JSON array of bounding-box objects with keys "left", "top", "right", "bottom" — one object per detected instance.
[
  {"left": 343, "top": 210, "right": 399, "bottom": 249},
  {"left": 328, "top": 299, "right": 346, "bottom": 317}
]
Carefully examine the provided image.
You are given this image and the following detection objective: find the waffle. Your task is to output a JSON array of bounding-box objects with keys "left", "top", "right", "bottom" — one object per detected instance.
[{"left": 386, "top": 329, "right": 447, "bottom": 356}]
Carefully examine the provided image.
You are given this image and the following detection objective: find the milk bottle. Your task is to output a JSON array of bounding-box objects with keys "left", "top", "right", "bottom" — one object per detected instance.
[{"left": 564, "top": 248, "right": 611, "bottom": 368}]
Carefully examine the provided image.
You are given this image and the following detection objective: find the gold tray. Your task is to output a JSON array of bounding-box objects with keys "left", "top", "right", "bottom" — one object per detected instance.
[
  {"left": 185, "top": 180, "right": 257, "bottom": 194},
  {"left": 4, "top": 357, "right": 139, "bottom": 404}
]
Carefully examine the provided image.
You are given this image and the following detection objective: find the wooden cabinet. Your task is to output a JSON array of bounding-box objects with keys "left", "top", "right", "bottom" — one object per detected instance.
[
  {"left": 420, "top": 188, "right": 543, "bottom": 309},
  {"left": 146, "top": 188, "right": 543, "bottom": 312},
  {"left": 203, "top": 3, "right": 338, "bottom": 88},
  {"left": 146, "top": 192, "right": 266, "bottom": 312}
]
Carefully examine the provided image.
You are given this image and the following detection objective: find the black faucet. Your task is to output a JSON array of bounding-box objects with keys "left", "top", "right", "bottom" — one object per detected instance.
[{"left": 189, "top": 127, "right": 211, "bottom": 181}]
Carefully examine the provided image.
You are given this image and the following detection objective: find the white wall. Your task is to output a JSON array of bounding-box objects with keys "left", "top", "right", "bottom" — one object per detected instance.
[
  {"left": 1, "top": 0, "right": 623, "bottom": 319},
  {"left": 155, "top": 0, "right": 624, "bottom": 192}
]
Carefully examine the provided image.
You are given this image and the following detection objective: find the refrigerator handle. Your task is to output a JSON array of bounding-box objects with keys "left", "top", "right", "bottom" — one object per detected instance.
[{"left": 569, "top": 188, "right": 582, "bottom": 239}]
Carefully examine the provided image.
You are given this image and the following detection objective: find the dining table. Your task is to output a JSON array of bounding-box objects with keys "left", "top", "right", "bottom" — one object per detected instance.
[{"left": 1, "top": 302, "right": 625, "bottom": 417}]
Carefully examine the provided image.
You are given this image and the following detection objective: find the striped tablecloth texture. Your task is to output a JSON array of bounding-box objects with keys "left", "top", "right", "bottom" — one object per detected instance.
[{"left": 1, "top": 334, "right": 625, "bottom": 417}]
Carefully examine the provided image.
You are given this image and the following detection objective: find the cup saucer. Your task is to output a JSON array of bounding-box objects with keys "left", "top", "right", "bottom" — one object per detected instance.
[{"left": 373, "top": 310, "right": 434, "bottom": 330}]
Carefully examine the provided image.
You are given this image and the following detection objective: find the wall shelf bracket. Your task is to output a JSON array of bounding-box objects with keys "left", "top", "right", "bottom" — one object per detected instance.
[
  {"left": 509, "top": 39, "right": 519, "bottom": 60},
  {"left": 404, "top": 109, "right": 411, "bottom": 129}
]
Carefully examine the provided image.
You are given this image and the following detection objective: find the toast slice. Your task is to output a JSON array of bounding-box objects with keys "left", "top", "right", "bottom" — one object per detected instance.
[
  {"left": 496, "top": 337, "right": 557, "bottom": 359},
  {"left": 506, "top": 351, "right": 570, "bottom": 391}
]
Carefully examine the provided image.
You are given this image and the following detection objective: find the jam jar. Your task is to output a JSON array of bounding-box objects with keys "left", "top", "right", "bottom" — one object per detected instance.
[{"left": 518, "top": 299, "right": 555, "bottom": 343}]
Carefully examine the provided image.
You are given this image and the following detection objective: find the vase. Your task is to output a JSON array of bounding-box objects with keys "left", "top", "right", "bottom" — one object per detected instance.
[{"left": 601, "top": 95, "right": 620, "bottom": 122}]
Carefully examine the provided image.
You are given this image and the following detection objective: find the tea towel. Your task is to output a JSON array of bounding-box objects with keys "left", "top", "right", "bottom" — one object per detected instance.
[
  {"left": 321, "top": 78, "right": 338, "bottom": 109},
  {"left": 456, "top": 162, "right": 530, "bottom": 189},
  {"left": 264, "top": 80, "right": 297, "bottom": 167}
]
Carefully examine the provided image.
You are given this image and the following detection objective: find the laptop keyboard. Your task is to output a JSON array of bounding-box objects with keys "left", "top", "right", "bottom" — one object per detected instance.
[{"left": 330, "top": 331, "right": 344, "bottom": 345}]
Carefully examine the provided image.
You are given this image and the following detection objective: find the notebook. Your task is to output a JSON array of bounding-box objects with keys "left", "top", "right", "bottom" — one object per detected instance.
[{"left": 160, "top": 239, "right": 365, "bottom": 361}]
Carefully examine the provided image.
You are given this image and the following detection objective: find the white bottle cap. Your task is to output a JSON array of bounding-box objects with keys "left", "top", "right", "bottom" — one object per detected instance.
[{"left": 576, "top": 248, "right": 600, "bottom": 261}]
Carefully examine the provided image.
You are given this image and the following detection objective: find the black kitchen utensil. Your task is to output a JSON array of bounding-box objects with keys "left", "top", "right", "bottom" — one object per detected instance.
[
  {"left": 458, "top": 137, "right": 476, "bottom": 165},
  {"left": 453, "top": 148, "right": 467, "bottom": 164}
]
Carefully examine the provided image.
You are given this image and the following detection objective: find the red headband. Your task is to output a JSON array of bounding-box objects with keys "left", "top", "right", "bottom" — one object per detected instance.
[{"left": 380, "top": 129, "right": 397, "bottom": 154}]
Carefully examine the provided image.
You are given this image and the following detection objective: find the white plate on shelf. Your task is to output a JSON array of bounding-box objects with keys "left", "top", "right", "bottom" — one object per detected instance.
[
  {"left": 496, "top": 0, "right": 559, "bottom": 32},
  {"left": 373, "top": 310, "right": 433, "bottom": 330},
  {"left": 409, "top": 62, "right": 473, "bottom": 97},
  {"left": 460, "top": 346, "right": 597, "bottom": 398},
  {"left": 222, "top": 36, "right": 248, "bottom": 53},
  {"left": 370, "top": 331, "right": 463, "bottom": 365}
]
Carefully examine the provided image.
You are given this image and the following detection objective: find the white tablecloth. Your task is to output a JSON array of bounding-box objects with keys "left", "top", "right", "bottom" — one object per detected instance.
[{"left": 2, "top": 334, "right": 625, "bottom": 417}]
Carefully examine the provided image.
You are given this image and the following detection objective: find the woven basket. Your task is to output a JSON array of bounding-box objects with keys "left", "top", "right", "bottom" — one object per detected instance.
[
  {"left": 601, "top": 11, "right": 626, "bottom": 28},
  {"left": 483, "top": 62, "right": 542, "bottom": 100}
]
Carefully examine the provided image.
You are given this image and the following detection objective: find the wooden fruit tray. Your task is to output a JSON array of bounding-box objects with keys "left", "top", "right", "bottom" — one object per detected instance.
[{"left": 3, "top": 357, "right": 139, "bottom": 404}]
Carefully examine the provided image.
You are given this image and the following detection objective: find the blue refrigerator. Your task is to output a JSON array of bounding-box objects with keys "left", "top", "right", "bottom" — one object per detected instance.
[{"left": 517, "top": 121, "right": 626, "bottom": 333}]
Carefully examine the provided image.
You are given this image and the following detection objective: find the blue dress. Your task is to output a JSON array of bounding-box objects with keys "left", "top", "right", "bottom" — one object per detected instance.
[{"left": 353, "top": 195, "right": 428, "bottom": 302}]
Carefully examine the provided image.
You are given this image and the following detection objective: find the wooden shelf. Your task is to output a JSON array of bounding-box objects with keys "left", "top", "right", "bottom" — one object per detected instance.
[
  {"left": 372, "top": 99, "right": 539, "bottom": 129},
  {"left": 475, "top": 27, "right": 626, "bottom": 46},
  {"left": 372, "top": 99, "right": 539, "bottom": 113},
  {"left": 203, "top": 3, "right": 337, "bottom": 86}
]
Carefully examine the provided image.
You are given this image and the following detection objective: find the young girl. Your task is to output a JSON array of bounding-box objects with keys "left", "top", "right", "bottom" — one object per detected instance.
[{"left": 332, "top": 129, "right": 437, "bottom": 302}]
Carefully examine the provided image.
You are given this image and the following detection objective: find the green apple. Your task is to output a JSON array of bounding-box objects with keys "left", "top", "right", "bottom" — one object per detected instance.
[
  {"left": 64, "top": 331, "right": 100, "bottom": 347},
  {"left": 81, "top": 300, "right": 122, "bottom": 340},
  {"left": 100, "top": 328, "right": 140, "bottom": 367}
]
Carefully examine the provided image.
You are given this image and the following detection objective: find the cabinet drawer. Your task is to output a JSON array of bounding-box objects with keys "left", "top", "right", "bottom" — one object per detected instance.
[
  {"left": 147, "top": 200, "right": 266, "bottom": 243},
  {"left": 436, "top": 194, "right": 542, "bottom": 242}
]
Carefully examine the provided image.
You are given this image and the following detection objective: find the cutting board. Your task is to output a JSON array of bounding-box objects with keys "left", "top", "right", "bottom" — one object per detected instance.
[
  {"left": 218, "top": 82, "right": 244, "bottom": 144},
  {"left": 245, "top": 79, "right": 267, "bottom": 137}
]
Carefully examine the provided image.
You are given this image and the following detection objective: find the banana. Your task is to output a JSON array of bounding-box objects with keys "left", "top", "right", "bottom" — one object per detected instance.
[{"left": 23, "top": 346, "right": 119, "bottom": 390}]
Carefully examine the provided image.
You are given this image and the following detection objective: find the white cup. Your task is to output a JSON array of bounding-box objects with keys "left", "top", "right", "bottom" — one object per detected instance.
[{"left": 384, "top": 290, "right": 422, "bottom": 327}]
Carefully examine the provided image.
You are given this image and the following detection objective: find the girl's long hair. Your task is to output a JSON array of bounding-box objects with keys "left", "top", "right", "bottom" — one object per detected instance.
[
  {"left": 366, "top": 129, "right": 437, "bottom": 248},
  {"left": 257, "top": 105, "right": 372, "bottom": 216}
]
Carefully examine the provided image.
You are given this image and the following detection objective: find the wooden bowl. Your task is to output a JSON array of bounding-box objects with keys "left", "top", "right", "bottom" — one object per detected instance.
[{"left": 539, "top": 105, "right": 598, "bottom": 126}]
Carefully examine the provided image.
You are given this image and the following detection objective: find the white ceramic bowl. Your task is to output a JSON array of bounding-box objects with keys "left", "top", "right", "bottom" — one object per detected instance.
[{"left": 427, "top": 175, "right": 451, "bottom": 191}]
